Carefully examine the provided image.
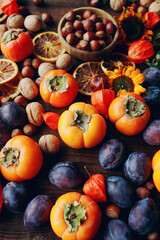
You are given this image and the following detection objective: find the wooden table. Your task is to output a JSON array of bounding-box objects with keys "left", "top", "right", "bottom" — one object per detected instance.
[{"left": 0, "top": 0, "right": 160, "bottom": 239}]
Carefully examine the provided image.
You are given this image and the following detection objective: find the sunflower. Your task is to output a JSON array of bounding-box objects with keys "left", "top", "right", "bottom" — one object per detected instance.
[
  {"left": 118, "top": 7, "right": 153, "bottom": 45},
  {"left": 106, "top": 66, "right": 146, "bottom": 96}
]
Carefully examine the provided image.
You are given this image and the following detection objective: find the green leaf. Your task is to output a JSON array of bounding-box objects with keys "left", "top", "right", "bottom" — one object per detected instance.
[
  {"left": 46, "top": 75, "right": 69, "bottom": 93},
  {"left": 0, "top": 148, "right": 20, "bottom": 168},
  {"left": 64, "top": 201, "right": 87, "bottom": 232},
  {"left": 2, "top": 29, "right": 20, "bottom": 44},
  {"left": 71, "top": 110, "right": 92, "bottom": 132},
  {"left": 125, "top": 95, "right": 146, "bottom": 118}
]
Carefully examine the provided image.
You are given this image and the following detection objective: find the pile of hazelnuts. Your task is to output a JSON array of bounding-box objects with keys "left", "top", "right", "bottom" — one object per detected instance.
[{"left": 61, "top": 9, "right": 117, "bottom": 51}]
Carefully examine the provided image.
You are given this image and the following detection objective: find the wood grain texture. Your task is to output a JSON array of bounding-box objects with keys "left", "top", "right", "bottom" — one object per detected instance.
[{"left": 0, "top": 0, "right": 160, "bottom": 240}]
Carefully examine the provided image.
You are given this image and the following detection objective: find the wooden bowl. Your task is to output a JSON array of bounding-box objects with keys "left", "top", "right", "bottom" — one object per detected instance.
[{"left": 58, "top": 7, "right": 119, "bottom": 62}]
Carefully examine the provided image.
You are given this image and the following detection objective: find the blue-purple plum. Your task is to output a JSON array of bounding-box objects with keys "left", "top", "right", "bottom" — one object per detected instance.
[{"left": 143, "top": 120, "right": 160, "bottom": 146}]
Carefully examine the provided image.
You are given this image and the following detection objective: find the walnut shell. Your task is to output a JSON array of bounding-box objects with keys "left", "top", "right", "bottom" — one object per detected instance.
[
  {"left": 26, "top": 102, "right": 44, "bottom": 126},
  {"left": 19, "top": 78, "right": 38, "bottom": 100},
  {"left": 39, "top": 134, "right": 60, "bottom": 154},
  {"left": 110, "top": 0, "right": 127, "bottom": 11},
  {"left": 24, "top": 15, "right": 42, "bottom": 32},
  {"left": 149, "top": 1, "right": 160, "bottom": 15},
  {"left": 7, "top": 13, "right": 24, "bottom": 29},
  {"left": 38, "top": 62, "right": 56, "bottom": 78},
  {"left": 56, "top": 53, "right": 73, "bottom": 71},
  {"left": 140, "top": 0, "right": 153, "bottom": 8}
]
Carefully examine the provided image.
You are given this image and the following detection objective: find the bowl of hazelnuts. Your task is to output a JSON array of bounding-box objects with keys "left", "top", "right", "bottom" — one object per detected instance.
[{"left": 58, "top": 7, "right": 119, "bottom": 61}]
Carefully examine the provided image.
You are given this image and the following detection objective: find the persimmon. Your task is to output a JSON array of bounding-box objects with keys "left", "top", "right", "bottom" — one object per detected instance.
[
  {"left": 108, "top": 93, "right": 150, "bottom": 136},
  {"left": 58, "top": 102, "right": 107, "bottom": 149},
  {"left": 0, "top": 135, "right": 43, "bottom": 181},
  {"left": 50, "top": 192, "right": 101, "bottom": 240},
  {"left": 1, "top": 29, "right": 33, "bottom": 62},
  {"left": 40, "top": 69, "right": 78, "bottom": 108},
  {"left": 152, "top": 150, "right": 160, "bottom": 192}
]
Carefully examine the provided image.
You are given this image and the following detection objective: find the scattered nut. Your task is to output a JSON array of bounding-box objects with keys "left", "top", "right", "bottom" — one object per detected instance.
[
  {"left": 7, "top": 13, "right": 24, "bottom": 29},
  {"left": 145, "top": 180, "right": 155, "bottom": 190},
  {"left": 0, "top": 96, "right": 11, "bottom": 106},
  {"left": 149, "top": 1, "right": 160, "bottom": 15},
  {"left": 26, "top": 102, "right": 44, "bottom": 126},
  {"left": 110, "top": 0, "right": 127, "bottom": 11},
  {"left": 21, "top": 66, "right": 34, "bottom": 78},
  {"left": 32, "top": 0, "right": 44, "bottom": 6},
  {"left": 56, "top": 53, "right": 74, "bottom": 71},
  {"left": 11, "top": 129, "right": 23, "bottom": 138},
  {"left": 35, "top": 77, "right": 42, "bottom": 87},
  {"left": 23, "top": 123, "right": 37, "bottom": 136},
  {"left": 19, "top": 78, "right": 38, "bottom": 100},
  {"left": 38, "top": 62, "right": 56, "bottom": 78},
  {"left": 19, "top": 6, "right": 30, "bottom": 18},
  {"left": 148, "top": 232, "right": 159, "bottom": 240},
  {"left": 136, "top": 187, "right": 150, "bottom": 199},
  {"left": 140, "top": 0, "right": 153, "bottom": 8},
  {"left": 137, "top": 5, "right": 147, "bottom": 14},
  {"left": 39, "top": 134, "right": 60, "bottom": 154},
  {"left": 42, "top": 13, "right": 53, "bottom": 25},
  {"left": 24, "top": 15, "right": 42, "bottom": 32},
  {"left": 14, "top": 95, "right": 28, "bottom": 107},
  {"left": 106, "top": 205, "right": 120, "bottom": 219}
]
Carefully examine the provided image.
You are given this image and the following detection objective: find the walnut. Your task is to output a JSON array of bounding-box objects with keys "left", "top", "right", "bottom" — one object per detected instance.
[
  {"left": 139, "top": 0, "right": 153, "bottom": 8},
  {"left": 19, "top": 78, "right": 38, "bottom": 100},
  {"left": 7, "top": 13, "right": 24, "bottom": 29},
  {"left": 38, "top": 134, "right": 60, "bottom": 154},
  {"left": 26, "top": 102, "right": 44, "bottom": 126},
  {"left": 24, "top": 15, "right": 42, "bottom": 32},
  {"left": 149, "top": 1, "right": 160, "bottom": 15},
  {"left": 110, "top": 0, "right": 127, "bottom": 11},
  {"left": 38, "top": 62, "right": 56, "bottom": 78},
  {"left": 56, "top": 53, "right": 74, "bottom": 71}
]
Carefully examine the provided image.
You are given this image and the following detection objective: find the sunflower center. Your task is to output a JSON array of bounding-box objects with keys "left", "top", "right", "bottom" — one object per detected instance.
[
  {"left": 121, "top": 16, "right": 144, "bottom": 42},
  {"left": 112, "top": 75, "right": 134, "bottom": 96}
]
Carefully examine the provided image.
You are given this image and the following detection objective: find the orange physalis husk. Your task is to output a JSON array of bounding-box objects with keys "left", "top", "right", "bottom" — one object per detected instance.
[
  {"left": 42, "top": 112, "right": 60, "bottom": 130},
  {"left": 83, "top": 167, "right": 107, "bottom": 202}
]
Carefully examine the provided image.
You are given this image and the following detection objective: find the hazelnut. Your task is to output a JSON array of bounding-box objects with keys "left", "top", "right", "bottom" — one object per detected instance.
[
  {"left": 65, "top": 10, "right": 76, "bottom": 21},
  {"left": 64, "top": 21, "right": 73, "bottom": 33},
  {"left": 11, "top": 129, "right": 23, "bottom": 138},
  {"left": 145, "top": 180, "right": 155, "bottom": 190},
  {"left": 148, "top": 232, "right": 159, "bottom": 240},
  {"left": 136, "top": 187, "right": 150, "bottom": 199},
  {"left": 21, "top": 66, "right": 34, "bottom": 78},
  {"left": 7, "top": 13, "right": 24, "bottom": 29},
  {"left": 75, "top": 30, "right": 83, "bottom": 39},
  {"left": 35, "top": 77, "right": 42, "bottom": 87},
  {"left": 137, "top": 5, "right": 147, "bottom": 15},
  {"left": 95, "top": 30, "right": 106, "bottom": 39},
  {"left": 19, "top": 6, "right": 30, "bottom": 17},
  {"left": 24, "top": 15, "right": 42, "bottom": 32},
  {"left": 96, "top": 22, "right": 105, "bottom": 31},
  {"left": 83, "top": 32, "right": 95, "bottom": 41},
  {"left": 42, "top": 13, "right": 53, "bottom": 25},
  {"left": 61, "top": 27, "right": 69, "bottom": 37},
  {"left": 98, "top": 39, "right": 107, "bottom": 48},
  {"left": 26, "top": 102, "right": 44, "bottom": 126},
  {"left": 90, "top": 0, "right": 99, "bottom": 7},
  {"left": 76, "top": 40, "right": 90, "bottom": 50},
  {"left": 23, "top": 123, "right": 37, "bottom": 136},
  {"left": 106, "top": 205, "right": 120, "bottom": 219},
  {"left": 19, "top": 78, "right": 38, "bottom": 100},
  {"left": 66, "top": 33, "right": 77, "bottom": 45},
  {"left": 56, "top": 53, "right": 73, "bottom": 71},
  {"left": 39, "top": 134, "right": 60, "bottom": 154},
  {"left": 38, "top": 62, "right": 56, "bottom": 78},
  {"left": 32, "top": 0, "right": 44, "bottom": 6},
  {"left": 83, "top": 19, "right": 95, "bottom": 31},
  {"left": 14, "top": 95, "right": 28, "bottom": 107},
  {"left": 23, "top": 58, "right": 32, "bottom": 67},
  {"left": 0, "top": 96, "right": 11, "bottom": 106},
  {"left": 73, "top": 20, "right": 83, "bottom": 30},
  {"left": 83, "top": 9, "right": 92, "bottom": 19},
  {"left": 90, "top": 40, "right": 101, "bottom": 51}
]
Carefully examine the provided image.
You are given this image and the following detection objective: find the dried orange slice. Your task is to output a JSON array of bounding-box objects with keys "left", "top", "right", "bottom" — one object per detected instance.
[
  {"left": 33, "top": 31, "right": 65, "bottom": 63},
  {"left": 0, "top": 0, "right": 7, "bottom": 23},
  {"left": 101, "top": 53, "right": 136, "bottom": 73},
  {"left": 73, "top": 62, "right": 107, "bottom": 96},
  {"left": 0, "top": 59, "right": 21, "bottom": 98}
]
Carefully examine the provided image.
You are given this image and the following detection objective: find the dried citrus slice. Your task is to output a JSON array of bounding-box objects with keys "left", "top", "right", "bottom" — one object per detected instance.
[
  {"left": 73, "top": 62, "right": 107, "bottom": 96},
  {"left": 33, "top": 31, "right": 65, "bottom": 63},
  {"left": 0, "top": 59, "right": 21, "bottom": 98},
  {"left": 0, "top": 0, "right": 7, "bottom": 23},
  {"left": 101, "top": 53, "right": 136, "bottom": 73}
]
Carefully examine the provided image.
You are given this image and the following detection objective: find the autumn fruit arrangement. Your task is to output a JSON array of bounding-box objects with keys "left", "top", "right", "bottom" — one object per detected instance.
[{"left": 0, "top": 0, "right": 160, "bottom": 240}]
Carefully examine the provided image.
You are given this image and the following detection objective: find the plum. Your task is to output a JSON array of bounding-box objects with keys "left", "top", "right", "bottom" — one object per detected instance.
[
  {"left": 106, "top": 176, "right": 135, "bottom": 208},
  {"left": 24, "top": 195, "right": 53, "bottom": 230},
  {"left": 142, "top": 86, "right": 160, "bottom": 105},
  {"left": 143, "top": 67, "right": 160, "bottom": 87},
  {"left": 0, "top": 120, "right": 10, "bottom": 145},
  {"left": 128, "top": 198, "right": 158, "bottom": 235},
  {"left": 104, "top": 219, "right": 132, "bottom": 240},
  {"left": 49, "top": 161, "right": 82, "bottom": 188},
  {"left": 2, "top": 182, "right": 28, "bottom": 213},
  {"left": 0, "top": 102, "right": 26, "bottom": 128},
  {"left": 143, "top": 120, "right": 160, "bottom": 145},
  {"left": 124, "top": 151, "right": 152, "bottom": 186},
  {"left": 98, "top": 139, "right": 125, "bottom": 170}
]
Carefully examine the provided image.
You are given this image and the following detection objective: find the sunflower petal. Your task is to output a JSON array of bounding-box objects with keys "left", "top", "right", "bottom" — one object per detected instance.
[
  {"left": 130, "top": 69, "right": 141, "bottom": 79},
  {"left": 106, "top": 71, "right": 117, "bottom": 78},
  {"left": 124, "top": 66, "right": 134, "bottom": 77},
  {"left": 134, "top": 84, "right": 146, "bottom": 95},
  {"left": 133, "top": 74, "right": 145, "bottom": 85}
]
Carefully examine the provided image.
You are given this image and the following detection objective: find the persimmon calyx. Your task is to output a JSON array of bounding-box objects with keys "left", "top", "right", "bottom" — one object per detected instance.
[
  {"left": 125, "top": 95, "right": 146, "bottom": 118},
  {"left": 64, "top": 201, "right": 87, "bottom": 232},
  {"left": 0, "top": 147, "right": 20, "bottom": 167},
  {"left": 46, "top": 75, "right": 69, "bottom": 93},
  {"left": 71, "top": 110, "right": 92, "bottom": 132},
  {"left": 2, "top": 29, "right": 21, "bottom": 44}
]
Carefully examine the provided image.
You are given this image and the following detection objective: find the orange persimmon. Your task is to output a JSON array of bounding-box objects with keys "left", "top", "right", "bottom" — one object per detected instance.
[
  {"left": 108, "top": 93, "right": 150, "bottom": 136},
  {"left": 1, "top": 29, "right": 34, "bottom": 62},
  {"left": 58, "top": 102, "right": 107, "bottom": 149},
  {"left": 0, "top": 135, "right": 43, "bottom": 182},
  {"left": 152, "top": 150, "right": 160, "bottom": 192},
  {"left": 50, "top": 192, "right": 101, "bottom": 240},
  {"left": 40, "top": 69, "right": 78, "bottom": 108}
]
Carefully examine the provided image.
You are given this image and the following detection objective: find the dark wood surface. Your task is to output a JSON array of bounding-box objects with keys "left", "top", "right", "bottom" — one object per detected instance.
[{"left": 0, "top": 1, "right": 160, "bottom": 240}]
